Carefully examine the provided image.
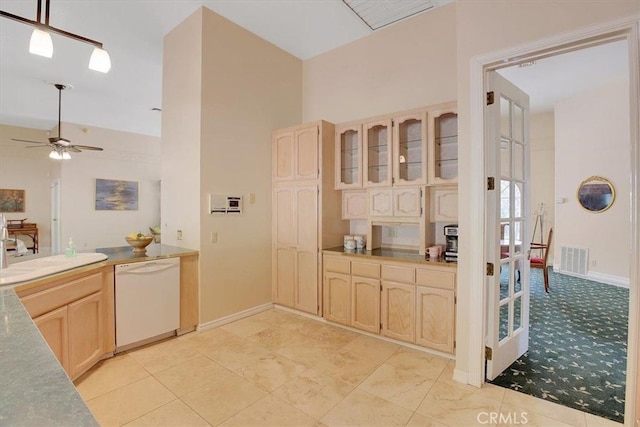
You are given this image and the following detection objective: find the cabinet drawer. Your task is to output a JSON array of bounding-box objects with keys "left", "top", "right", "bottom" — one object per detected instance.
[
  {"left": 20, "top": 272, "right": 103, "bottom": 318},
  {"left": 324, "top": 257, "right": 350, "bottom": 274},
  {"left": 416, "top": 268, "right": 455, "bottom": 290},
  {"left": 381, "top": 265, "right": 415, "bottom": 284},
  {"left": 352, "top": 261, "right": 380, "bottom": 279}
]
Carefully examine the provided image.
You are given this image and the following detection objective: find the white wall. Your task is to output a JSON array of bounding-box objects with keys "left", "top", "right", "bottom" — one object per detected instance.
[
  {"left": 554, "top": 77, "right": 630, "bottom": 282},
  {"left": 530, "top": 112, "right": 555, "bottom": 260}
]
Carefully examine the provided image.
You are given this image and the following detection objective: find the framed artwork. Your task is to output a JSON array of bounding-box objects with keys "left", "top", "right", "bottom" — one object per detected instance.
[
  {"left": 577, "top": 175, "right": 615, "bottom": 213},
  {"left": 0, "top": 189, "right": 25, "bottom": 212},
  {"left": 95, "top": 179, "right": 139, "bottom": 211}
]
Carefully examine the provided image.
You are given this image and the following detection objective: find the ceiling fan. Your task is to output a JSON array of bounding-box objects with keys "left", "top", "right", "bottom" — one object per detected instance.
[{"left": 12, "top": 83, "right": 104, "bottom": 158}]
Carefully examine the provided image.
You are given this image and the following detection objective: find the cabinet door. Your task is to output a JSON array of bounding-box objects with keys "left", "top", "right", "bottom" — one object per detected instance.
[
  {"left": 335, "top": 124, "right": 362, "bottom": 189},
  {"left": 323, "top": 272, "right": 351, "bottom": 325},
  {"left": 393, "top": 111, "right": 427, "bottom": 186},
  {"left": 430, "top": 187, "right": 458, "bottom": 222},
  {"left": 369, "top": 188, "right": 393, "bottom": 217},
  {"left": 274, "top": 248, "right": 296, "bottom": 307},
  {"left": 273, "top": 131, "right": 295, "bottom": 181},
  {"left": 381, "top": 282, "right": 415, "bottom": 343},
  {"left": 296, "top": 186, "right": 318, "bottom": 250},
  {"left": 351, "top": 276, "right": 380, "bottom": 334},
  {"left": 428, "top": 103, "right": 458, "bottom": 185},
  {"left": 416, "top": 286, "right": 455, "bottom": 353},
  {"left": 34, "top": 305, "right": 69, "bottom": 372},
  {"left": 296, "top": 250, "right": 318, "bottom": 314},
  {"left": 363, "top": 119, "right": 392, "bottom": 187},
  {"left": 393, "top": 187, "right": 422, "bottom": 217},
  {"left": 342, "top": 190, "right": 367, "bottom": 220},
  {"left": 68, "top": 291, "right": 104, "bottom": 379},
  {"left": 274, "top": 186, "right": 296, "bottom": 247},
  {"left": 295, "top": 126, "right": 319, "bottom": 181}
]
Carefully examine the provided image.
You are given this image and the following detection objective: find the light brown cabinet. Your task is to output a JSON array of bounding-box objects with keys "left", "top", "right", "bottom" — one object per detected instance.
[
  {"left": 335, "top": 122, "right": 362, "bottom": 189},
  {"left": 393, "top": 110, "right": 428, "bottom": 186},
  {"left": 430, "top": 186, "right": 458, "bottom": 222},
  {"left": 342, "top": 190, "right": 367, "bottom": 220},
  {"left": 369, "top": 187, "right": 422, "bottom": 218},
  {"left": 428, "top": 102, "right": 458, "bottom": 185},
  {"left": 272, "top": 121, "right": 348, "bottom": 315},
  {"left": 17, "top": 266, "right": 114, "bottom": 380},
  {"left": 323, "top": 253, "right": 456, "bottom": 354},
  {"left": 363, "top": 118, "right": 393, "bottom": 187}
]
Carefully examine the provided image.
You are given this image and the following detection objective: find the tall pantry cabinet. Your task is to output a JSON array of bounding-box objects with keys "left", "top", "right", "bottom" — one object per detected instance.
[{"left": 272, "top": 121, "right": 348, "bottom": 315}]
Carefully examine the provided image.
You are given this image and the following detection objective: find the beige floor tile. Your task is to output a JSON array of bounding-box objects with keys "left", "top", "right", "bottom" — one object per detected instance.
[
  {"left": 245, "top": 326, "right": 308, "bottom": 351},
  {"left": 320, "top": 389, "right": 413, "bottom": 426},
  {"left": 181, "top": 373, "right": 267, "bottom": 426},
  {"left": 248, "top": 308, "right": 302, "bottom": 326},
  {"left": 219, "top": 394, "right": 316, "bottom": 426},
  {"left": 339, "top": 334, "right": 400, "bottom": 364},
  {"left": 123, "top": 399, "right": 210, "bottom": 427},
  {"left": 313, "top": 349, "right": 382, "bottom": 386},
  {"left": 277, "top": 316, "right": 327, "bottom": 336},
  {"left": 385, "top": 347, "right": 449, "bottom": 379},
  {"left": 127, "top": 336, "right": 201, "bottom": 374},
  {"left": 405, "top": 412, "right": 448, "bottom": 427},
  {"left": 199, "top": 336, "right": 274, "bottom": 371},
  {"left": 502, "top": 389, "right": 588, "bottom": 427},
  {"left": 272, "top": 368, "right": 354, "bottom": 419},
  {"left": 178, "top": 327, "right": 241, "bottom": 351},
  {"left": 416, "top": 381, "right": 503, "bottom": 427},
  {"left": 233, "top": 353, "right": 308, "bottom": 392},
  {"left": 584, "top": 412, "right": 623, "bottom": 426},
  {"left": 357, "top": 362, "right": 436, "bottom": 411},
  {"left": 85, "top": 376, "right": 176, "bottom": 427},
  {"left": 309, "top": 324, "right": 359, "bottom": 347},
  {"left": 221, "top": 315, "right": 272, "bottom": 338},
  {"left": 154, "top": 354, "right": 232, "bottom": 397},
  {"left": 74, "top": 353, "right": 150, "bottom": 401},
  {"left": 276, "top": 339, "right": 342, "bottom": 367},
  {"left": 500, "top": 402, "right": 575, "bottom": 427}
]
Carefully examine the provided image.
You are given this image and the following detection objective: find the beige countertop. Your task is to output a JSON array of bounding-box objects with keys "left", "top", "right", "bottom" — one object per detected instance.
[{"left": 323, "top": 246, "right": 457, "bottom": 268}]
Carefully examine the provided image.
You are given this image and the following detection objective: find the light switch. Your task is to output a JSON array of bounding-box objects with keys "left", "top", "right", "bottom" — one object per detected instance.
[
  {"left": 249, "top": 193, "right": 255, "bottom": 204},
  {"left": 211, "top": 232, "right": 218, "bottom": 243}
]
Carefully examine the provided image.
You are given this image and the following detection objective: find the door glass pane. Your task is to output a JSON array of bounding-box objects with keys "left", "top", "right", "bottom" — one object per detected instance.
[
  {"left": 499, "top": 301, "right": 509, "bottom": 341},
  {"left": 367, "top": 125, "right": 388, "bottom": 184},
  {"left": 513, "top": 142, "right": 524, "bottom": 181},
  {"left": 500, "top": 138, "right": 511, "bottom": 178},
  {"left": 398, "top": 118, "right": 423, "bottom": 182},
  {"left": 513, "top": 104, "right": 524, "bottom": 142},
  {"left": 513, "top": 295, "right": 522, "bottom": 331},
  {"left": 513, "top": 181, "right": 523, "bottom": 218},
  {"left": 500, "top": 180, "right": 511, "bottom": 219},
  {"left": 512, "top": 220, "right": 523, "bottom": 254},
  {"left": 500, "top": 97, "right": 511, "bottom": 138},
  {"left": 340, "top": 129, "right": 359, "bottom": 185},
  {"left": 514, "top": 259, "right": 522, "bottom": 293}
]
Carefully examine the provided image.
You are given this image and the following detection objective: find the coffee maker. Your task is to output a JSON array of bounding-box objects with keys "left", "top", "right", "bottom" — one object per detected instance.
[{"left": 444, "top": 224, "right": 458, "bottom": 261}]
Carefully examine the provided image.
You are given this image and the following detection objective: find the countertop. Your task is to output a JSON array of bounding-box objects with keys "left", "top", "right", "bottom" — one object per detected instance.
[
  {"left": 96, "top": 243, "right": 199, "bottom": 264},
  {"left": 323, "top": 246, "right": 457, "bottom": 268},
  {"left": 0, "top": 288, "right": 99, "bottom": 426}
]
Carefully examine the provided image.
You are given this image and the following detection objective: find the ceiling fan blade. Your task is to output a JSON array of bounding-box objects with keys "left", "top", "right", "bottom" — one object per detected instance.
[
  {"left": 12, "top": 138, "right": 47, "bottom": 144},
  {"left": 71, "top": 144, "right": 104, "bottom": 151},
  {"left": 67, "top": 147, "right": 82, "bottom": 153},
  {"left": 25, "top": 145, "right": 54, "bottom": 149}
]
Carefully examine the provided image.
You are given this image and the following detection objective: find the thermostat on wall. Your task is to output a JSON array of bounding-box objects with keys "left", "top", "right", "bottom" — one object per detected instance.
[{"left": 209, "top": 194, "right": 243, "bottom": 214}]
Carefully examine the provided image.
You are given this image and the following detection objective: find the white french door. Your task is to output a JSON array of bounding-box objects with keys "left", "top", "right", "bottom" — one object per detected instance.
[{"left": 485, "top": 71, "right": 531, "bottom": 380}]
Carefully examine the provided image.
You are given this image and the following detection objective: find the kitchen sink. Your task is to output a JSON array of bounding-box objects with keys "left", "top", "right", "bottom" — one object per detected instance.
[{"left": 0, "top": 252, "right": 108, "bottom": 286}]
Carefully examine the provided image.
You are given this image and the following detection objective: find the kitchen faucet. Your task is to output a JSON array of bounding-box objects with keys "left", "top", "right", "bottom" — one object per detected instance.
[{"left": 0, "top": 214, "right": 8, "bottom": 269}]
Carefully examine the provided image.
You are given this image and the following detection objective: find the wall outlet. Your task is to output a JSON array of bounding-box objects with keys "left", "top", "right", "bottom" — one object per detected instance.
[
  {"left": 387, "top": 227, "right": 397, "bottom": 238},
  {"left": 591, "top": 259, "right": 596, "bottom": 267},
  {"left": 177, "top": 229, "right": 183, "bottom": 240},
  {"left": 210, "top": 232, "right": 218, "bottom": 243}
]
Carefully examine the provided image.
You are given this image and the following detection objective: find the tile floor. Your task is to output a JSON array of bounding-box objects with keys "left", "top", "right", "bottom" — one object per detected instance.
[{"left": 74, "top": 308, "right": 622, "bottom": 427}]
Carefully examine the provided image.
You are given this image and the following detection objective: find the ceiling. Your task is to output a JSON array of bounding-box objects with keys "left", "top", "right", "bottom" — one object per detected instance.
[{"left": 0, "top": 0, "right": 629, "bottom": 140}]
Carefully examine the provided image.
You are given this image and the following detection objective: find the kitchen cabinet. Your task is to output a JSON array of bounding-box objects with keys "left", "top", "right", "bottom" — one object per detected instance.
[
  {"left": 428, "top": 102, "right": 458, "bottom": 185},
  {"left": 322, "top": 253, "right": 456, "bottom": 354},
  {"left": 430, "top": 186, "right": 458, "bottom": 222},
  {"left": 342, "top": 190, "right": 367, "bottom": 220},
  {"left": 363, "top": 118, "right": 393, "bottom": 187},
  {"left": 272, "top": 121, "right": 348, "bottom": 316},
  {"left": 393, "top": 110, "right": 428, "bottom": 186},
  {"left": 18, "top": 266, "right": 114, "bottom": 380},
  {"left": 369, "top": 187, "right": 422, "bottom": 218},
  {"left": 335, "top": 122, "right": 362, "bottom": 189}
]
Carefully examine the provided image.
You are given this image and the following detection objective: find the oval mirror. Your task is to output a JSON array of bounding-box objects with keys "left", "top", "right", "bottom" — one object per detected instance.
[{"left": 577, "top": 176, "right": 615, "bottom": 213}]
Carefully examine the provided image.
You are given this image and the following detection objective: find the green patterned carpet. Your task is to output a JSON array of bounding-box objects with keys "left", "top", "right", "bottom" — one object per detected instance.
[{"left": 490, "top": 268, "right": 628, "bottom": 423}]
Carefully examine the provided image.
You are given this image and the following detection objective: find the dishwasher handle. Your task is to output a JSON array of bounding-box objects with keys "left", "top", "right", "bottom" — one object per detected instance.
[{"left": 117, "top": 261, "right": 178, "bottom": 275}]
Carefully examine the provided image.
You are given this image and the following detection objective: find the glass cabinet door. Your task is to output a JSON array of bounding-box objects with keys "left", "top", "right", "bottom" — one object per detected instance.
[
  {"left": 363, "top": 118, "right": 392, "bottom": 187},
  {"left": 393, "top": 111, "right": 427, "bottom": 186},
  {"left": 335, "top": 123, "right": 362, "bottom": 189},
  {"left": 429, "top": 103, "right": 458, "bottom": 184}
]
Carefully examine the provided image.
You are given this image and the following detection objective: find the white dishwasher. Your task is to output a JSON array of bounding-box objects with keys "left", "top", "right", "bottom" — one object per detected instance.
[{"left": 115, "top": 257, "right": 180, "bottom": 351}]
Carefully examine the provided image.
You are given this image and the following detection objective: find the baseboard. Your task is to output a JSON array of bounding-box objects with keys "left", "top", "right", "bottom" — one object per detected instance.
[
  {"left": 197, "top": 303, "right": 274, "bottom": 331},
  {"left": 453, "top": 368, "right": 470, "bottom": 385},
  {"left": 553, "top": 267, "right": 629, "bottom": 288}
]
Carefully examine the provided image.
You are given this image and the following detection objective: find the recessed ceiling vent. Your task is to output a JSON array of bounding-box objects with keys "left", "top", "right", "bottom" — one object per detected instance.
[{"left": 342, "top": 0, "right": 452, "bottom": 31}]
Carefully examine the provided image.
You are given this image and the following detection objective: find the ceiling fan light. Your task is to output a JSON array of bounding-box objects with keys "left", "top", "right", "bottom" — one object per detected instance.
[
  {"left": 29, "top": 28, "right": 53, "bottom": 58},
  {"left": 49, "top": 150, "right": 62, "bottom": 160},
  {"left": 89, "top": 47, "right": 111, "bottom": 73},
  {"left": 61, "top": 150, "right": 71, "bottom": 160}
]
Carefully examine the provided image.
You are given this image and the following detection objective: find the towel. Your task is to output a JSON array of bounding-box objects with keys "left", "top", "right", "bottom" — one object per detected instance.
[{"left": 8, "top": 238, "right": 29, "bottom": 255}]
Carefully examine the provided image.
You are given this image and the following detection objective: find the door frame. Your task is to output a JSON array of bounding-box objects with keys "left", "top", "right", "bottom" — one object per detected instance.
[{"left": 465, "top": 15, "right": 640, "bottom": 424}]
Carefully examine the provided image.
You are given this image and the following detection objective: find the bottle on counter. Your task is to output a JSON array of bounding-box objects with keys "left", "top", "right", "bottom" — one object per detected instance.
[{"left": 65, "top": 238, "right": 77, "bottom": 257}]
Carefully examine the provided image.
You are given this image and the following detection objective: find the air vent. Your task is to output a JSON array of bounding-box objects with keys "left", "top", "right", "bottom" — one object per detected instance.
[
  {"left": 560, "top": 246, "right": 589, "bottom": 276},
  {"left": 342, "top": 0, "right": 452, "bottom": 31}
]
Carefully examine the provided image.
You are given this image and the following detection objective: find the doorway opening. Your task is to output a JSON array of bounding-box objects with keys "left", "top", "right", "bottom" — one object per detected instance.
[{"left": 478, "top": 28, "right": 638, "bottom": 424}]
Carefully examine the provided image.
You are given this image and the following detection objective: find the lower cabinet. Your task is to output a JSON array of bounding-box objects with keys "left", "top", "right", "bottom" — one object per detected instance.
[
  {"left": 323, "top": 253, "right": 456, "bottom": 354},
  {"left": 17, "top": 266, "right": 114, "bottom": 380}
]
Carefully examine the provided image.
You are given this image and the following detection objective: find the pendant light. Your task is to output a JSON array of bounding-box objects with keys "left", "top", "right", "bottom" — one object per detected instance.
[{"left": 1, "top": 0, "right": 111, "bottom": 73}]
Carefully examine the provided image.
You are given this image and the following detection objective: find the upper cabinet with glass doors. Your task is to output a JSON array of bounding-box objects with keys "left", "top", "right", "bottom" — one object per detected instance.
[
  {"left": 335, "top": 122, "right": 362, "bottom": 189},
  {"left": 393, "top": 110, "right": 428, "bottom": 186},
  {"left": 363, "top": 118, "right": 393, "bottom": 187},
  {"left": 428, "top": 102, "right": 458, "bottom": 185}
]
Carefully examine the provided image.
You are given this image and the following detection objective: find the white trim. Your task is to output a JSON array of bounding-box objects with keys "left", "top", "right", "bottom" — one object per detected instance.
[
  {"left": 467, "top": 14, "right": 639, "bottom": 426},
  {"left": 552, "top": 267, "right": 631, "bottom": 288},
  {"left": 197, "top": 303, "right": 274, "bottom": 331}
]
